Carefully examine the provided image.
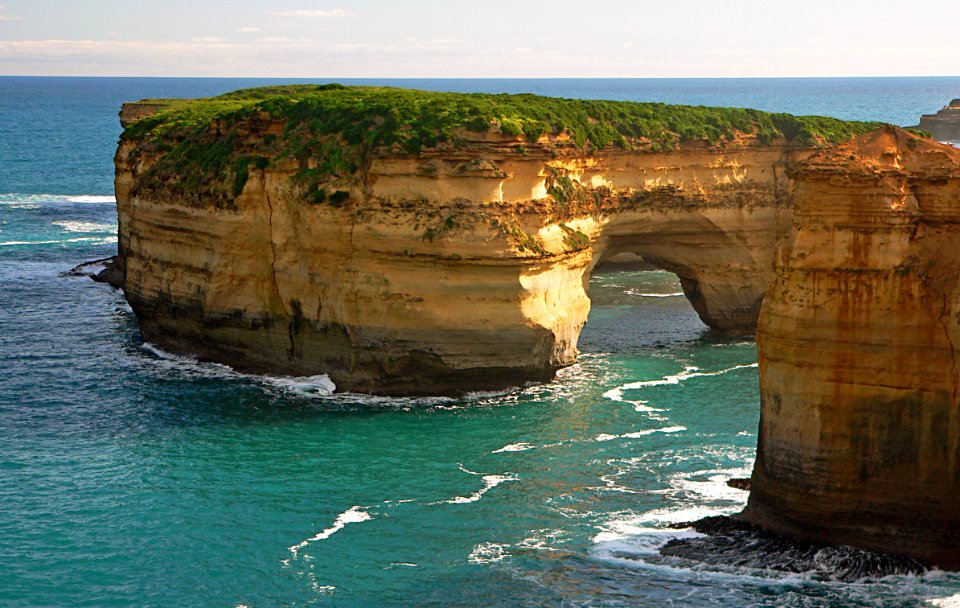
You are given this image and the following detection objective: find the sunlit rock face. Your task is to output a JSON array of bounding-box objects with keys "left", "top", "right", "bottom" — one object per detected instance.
[
  {"left": 115, "top": 116, "right": 802, "bottom": 395},
  {"left": 744, "top": 127, "right": 960, "bottom": 568},
  {"left": 115, "top": 88, "right": 960, "bottom": 564}
]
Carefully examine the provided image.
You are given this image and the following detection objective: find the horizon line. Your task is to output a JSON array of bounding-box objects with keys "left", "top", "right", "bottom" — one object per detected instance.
[{"left": 3, "top": 74, "right": 960, "bottom": 80}]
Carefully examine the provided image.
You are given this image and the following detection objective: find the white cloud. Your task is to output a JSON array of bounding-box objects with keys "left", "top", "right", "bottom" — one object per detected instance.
[
  {"left": 0, "top": 3, "right": 21, "bottom": 21},
  {"left": 266, "top": 9, "right": 353, "bottom": 18},
  {"left": 1, "top": 34, "right": 960, "bottom": 78},
  {"left": 237, "top": 26, "right": 261, "bottom": 33}
]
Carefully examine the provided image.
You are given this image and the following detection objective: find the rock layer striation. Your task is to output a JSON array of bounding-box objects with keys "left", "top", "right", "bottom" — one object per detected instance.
[
  {"left": 113, "top": 87, "right": 960, "bottom": 566},
  {"left": 917, "top": 99, "right": 960, "bottom": 143},
  {"left": 114, "top": 87, "right": 836, "bottom": 394},
  {"left": 743, "top": 127, "right": 960, "bottom": 568}
]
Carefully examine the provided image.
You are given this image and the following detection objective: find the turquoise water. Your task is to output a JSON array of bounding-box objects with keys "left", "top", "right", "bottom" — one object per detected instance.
[{"left": 4, "top": 78, "right": 960, "bottom": 607}]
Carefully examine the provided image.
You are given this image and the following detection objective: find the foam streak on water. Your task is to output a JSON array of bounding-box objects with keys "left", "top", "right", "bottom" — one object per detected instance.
[
  {"left": 441, "top": 465, "right": 519, "bottom": 504},
  {"left": 0, "top": 193, "right": 116, "bottom": 205},
  {"left": 624, "top": 290, "right": 686, "bottom": 298},
  {"left": 7, "top": 77, "right": 960, "bottom": 607},
  {"left": 141, "top": 342, "right": 338, "bottom": 396},
  {"left": 288, "top": 507, "right": 373, "bottom": 558}
]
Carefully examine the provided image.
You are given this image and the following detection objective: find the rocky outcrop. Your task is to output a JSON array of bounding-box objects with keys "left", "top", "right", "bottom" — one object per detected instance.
[
  {"left": 917, "top": 99, "right": 960, "bottom": 143},
  {"left": 118, "top": 100, "right": 180, "bottom": 128},
  {"left": 115, "top": 130, "right": 798, "bottom": 394},
  {"left": 743, "top": 127, "right": 960, "bottom": 568},
  {"left": 114, "top": 87, "right": 960, "bottom": 565}
]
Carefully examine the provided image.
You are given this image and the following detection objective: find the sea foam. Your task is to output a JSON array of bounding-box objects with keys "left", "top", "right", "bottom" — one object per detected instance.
[
  {"left": 0, "top": 193, "right": 115, "bottom": 205},
  {"left": 287, "top": 506, "right": 372, "bottom": 558},
  {"left": 603, "top": 363, "right": 759, "bottom": 406},
  {"left": 141, "top": 342, "right": 337, "bottom": 396},
  {"left": 439, "top": 465, "right": 518, "bottom": 504},
  {"left": 53, "top": 220, "right": 115, "bottom": 233}
]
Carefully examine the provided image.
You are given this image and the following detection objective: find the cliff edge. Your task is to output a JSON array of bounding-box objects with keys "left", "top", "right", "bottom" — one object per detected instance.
[
  {"left": 744, "top": 126, "right": 960, "bottom": 568},
  {"left": 113, "top": 85, "right": 877, "bottom": 395},
  {"left": 917, "top": 99, "right": 960, "bottom": 143},
  {"left": 113, "top": 85, "right": 960, "bottom": 566}
]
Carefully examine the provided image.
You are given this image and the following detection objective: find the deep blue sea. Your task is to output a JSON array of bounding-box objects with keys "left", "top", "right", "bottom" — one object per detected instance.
[{"left": 3, "top": 77, "right": 960, "bottom": 608}]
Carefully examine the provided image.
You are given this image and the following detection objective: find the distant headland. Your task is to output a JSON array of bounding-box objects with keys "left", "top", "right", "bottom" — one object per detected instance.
[{"left": 915, "top": 98, "right": 960, "bottom": 142}]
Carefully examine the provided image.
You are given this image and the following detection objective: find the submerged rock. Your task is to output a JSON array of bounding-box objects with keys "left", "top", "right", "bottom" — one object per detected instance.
[
  {"left": 725, "top": 477, "right": 751, "bottom": 491},
  {"left": 64, "top": 256, "right": 125, "bottom": 288},
  {"left": 662, "top": 516, "right": 928, "bottom": 582}
]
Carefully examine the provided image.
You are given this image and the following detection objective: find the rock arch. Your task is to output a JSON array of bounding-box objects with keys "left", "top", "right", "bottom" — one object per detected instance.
[{"left": 115, "top": 117, "right": 960, "bottom": 565}]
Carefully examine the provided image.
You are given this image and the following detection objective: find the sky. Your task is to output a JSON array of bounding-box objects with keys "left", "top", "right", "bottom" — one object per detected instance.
[{"left": 0, "top": 0, "right": 958, "bottom": 78}]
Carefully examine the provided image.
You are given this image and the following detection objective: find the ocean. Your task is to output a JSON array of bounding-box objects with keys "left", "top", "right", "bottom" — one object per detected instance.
[{"left": 3, "top": 76, "right": 960, "bottom": 608}]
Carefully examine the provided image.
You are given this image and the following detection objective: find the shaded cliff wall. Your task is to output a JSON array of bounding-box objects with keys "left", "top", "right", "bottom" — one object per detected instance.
[
  {"left": 744, "top": 128, "right": 960, "bottom": 567},
  {"left": 115, "top": 130, "right": 798, "bottom": 394},
  {"left": 918, "top": 105, "right": 960, "bottom": 142}
]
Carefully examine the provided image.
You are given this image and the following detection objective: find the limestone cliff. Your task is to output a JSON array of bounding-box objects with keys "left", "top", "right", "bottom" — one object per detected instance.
[
  {"left": 114, "top": 86, "right": 960, "bottom": 565},
  {"left": 744, "top": 127, "right": 960, "bottom": 568},
  {"left": 114, "top": 86, "right": 865, "bottom": 395}
]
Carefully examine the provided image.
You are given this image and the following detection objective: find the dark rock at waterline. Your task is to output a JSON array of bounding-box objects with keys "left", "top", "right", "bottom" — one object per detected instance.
[
  {"left": 726, "top": 477, "right": 750, "bottom": 491},
  {"left": 661, "top": 515, "right": 928, "bottom": 582},
  {"left": 93, "top": 261, "right": 124, "bottom": 289},
  {"left": 63, "top": 256, "right": 124, "bottom": 289}
]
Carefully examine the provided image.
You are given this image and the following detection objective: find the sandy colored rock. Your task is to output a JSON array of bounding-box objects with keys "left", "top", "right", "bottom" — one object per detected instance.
[
  {"left": 114, "top": 86, "right": 960, "bottom": 564},
  {"left": 115, "top": 125, "right": 802, "bottom": 394},
  {"left": 743, "top": 127, "right": 960, "bottom": 568}
]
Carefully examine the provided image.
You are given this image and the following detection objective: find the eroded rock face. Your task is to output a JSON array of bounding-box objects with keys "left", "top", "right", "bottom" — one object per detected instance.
[
  {"left": 115, "top": 124, "right": 800, "bottom": 394},
  {"left": 115, "top": 94, "right": 960, "bottom": 564},
  {"left": 743, "top": 127, "right": 960, "bottom": 568}
]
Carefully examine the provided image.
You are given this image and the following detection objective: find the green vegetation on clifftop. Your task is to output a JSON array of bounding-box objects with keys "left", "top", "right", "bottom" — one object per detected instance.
[{"left": 122, "top": 84, "right": 889, "bottom": 206}]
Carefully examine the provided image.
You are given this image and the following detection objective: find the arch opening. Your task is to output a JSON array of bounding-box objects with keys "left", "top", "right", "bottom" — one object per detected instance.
[{"left": 578, "top": 254, "right": 709, "bottom": 355}]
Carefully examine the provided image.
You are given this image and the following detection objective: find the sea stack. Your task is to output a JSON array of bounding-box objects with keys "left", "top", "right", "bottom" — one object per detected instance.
[
  {"left": 112, "top": 86, "right": 960, "bottom": 565},
  {"left": 744, "top": 127, "right": 960, "bottom": 568}
]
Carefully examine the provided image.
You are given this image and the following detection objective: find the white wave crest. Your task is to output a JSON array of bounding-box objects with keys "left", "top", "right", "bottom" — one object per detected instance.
[
  {"left": 604, "top": 363, "right": 759, "bottom": 405},
  {"left": 288, "top": 506, "right": 371, "bottom": 558},
  {"left": 53, "top": 220, "right": 115, "bottom": 233},
  {"left": 0, "top": 236, "right": 117, "bottom": 247},
  {"left": 491, "top": 442, "right": 535, "bottom": 453},
  {"left": 0, "top": 193, "right": 115, "bottom": 205},
  {"left": 441, "top": 465, "right": 518, "bottom": 504},
  {"left": 671, "top": 467, "right": 754, "bottom": 503},
  {"left": 593, "top": 522, "right": 704, "bottom": 549},
  {"left": 625, "top": 289, "right": 685, "bottom": 298},
  {"left": 0, "top": 240, "right": 55, "bottom": 246},
  {"left": 141, "top": 342, "right": 336, "bottom": 396},
  {"left": 67, "top": 195, "right": 116, "bottom": 203},
  {"left": 594, "top": 426, "right": 687, "bottom": 442}
]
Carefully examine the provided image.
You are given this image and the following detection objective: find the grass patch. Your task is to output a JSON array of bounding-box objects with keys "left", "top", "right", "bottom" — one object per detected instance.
[
  {"left": 122, "top": 84, "right": 891, "bottom": 206},
  {"left": 560, "top": 224, "right": 591, "bottom": 251}
]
